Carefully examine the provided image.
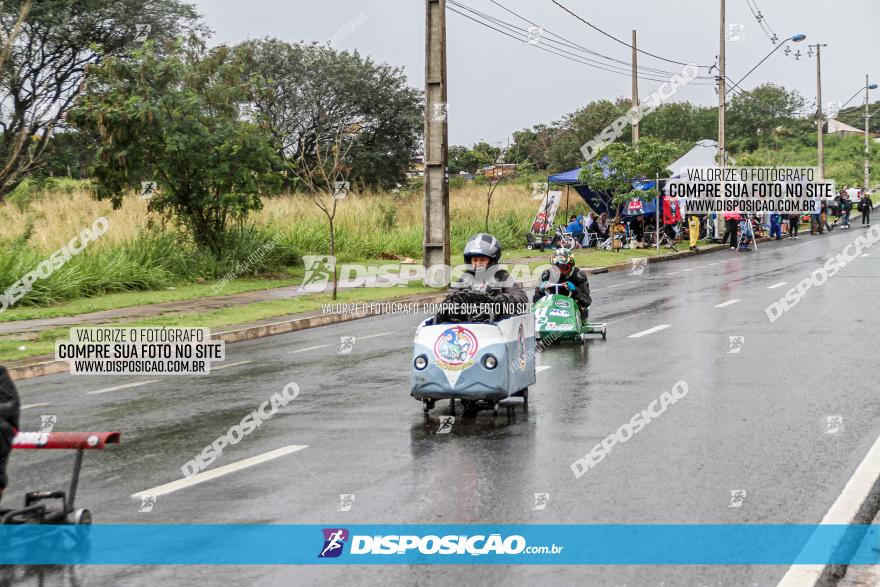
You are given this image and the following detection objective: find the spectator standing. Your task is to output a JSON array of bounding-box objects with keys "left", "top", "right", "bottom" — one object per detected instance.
[
  {"left": 688, "top": 214, "right": 701, "bottom": 251},
  {"left": 841, "top": 194, "right": 852, "bottom": 228},
  {"left": 770, "top": 213, "right": 783, "bottom": 240},
  {"left": 723, "top": 211, "right": 740, "bottom": 250},
  {"left": 788, "top": 214, "right": 801, "bottom": 238},
  {"left": 861, "top": 193, "right": 873, "bottom": 225}
]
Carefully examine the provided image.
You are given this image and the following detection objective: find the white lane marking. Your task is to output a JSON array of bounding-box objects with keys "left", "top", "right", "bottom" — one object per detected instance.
[
  {"left": 290, "top": 344, "right": 330, "bottom": 354},
  {"left": 21, "top": 403, "right": 50, "bottom": 411},
  {"left": 536, "top": 365, "right": 552, "bottom": 373},
  {"left": 358, "top": 332, "right": 392, "bottom": 340},
  {"left": 666, "top": 272, "right": 679, "bottom": 276},
  {"left": 767, "top": 282, "right": 788, "bottom": 289},
  {"left": 211, "top": 360, "right": 254, "bottom": 371},
  {"left": 87, "top": 380, "right": 160, "bottom": 396},
  {"left": 860, "top": 253, "right": 870, "bottom": 257},
  {"left": 714, "top": 299, "right": 740, "bottom": 308},
  {"left": 607, "top": 283, "right": 624, "bottom": 288},
  {"left": 682, "top": 268, "right": 693, "bottom": 272},
  {"left": 131, "top": 445, "right": 308, "bottom": 498},
  {"left": 776, "top": 433, "right": 880, "bottom": 587},
  {"left": 707, "top": 262, "right": 718, "bottom": 266},
  {"left": 628, "top": 324, "right": 670, "bottom": 338}
]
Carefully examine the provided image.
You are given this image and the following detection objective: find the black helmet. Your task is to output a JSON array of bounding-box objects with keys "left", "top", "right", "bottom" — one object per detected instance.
[{"left": 463, "top": 233, "right": 501, "bottom": 265}]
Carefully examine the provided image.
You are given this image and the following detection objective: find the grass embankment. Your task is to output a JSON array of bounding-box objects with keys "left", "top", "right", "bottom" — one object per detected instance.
[
  {"left": 0, "top": 182, "right": 585, "bottom": 311},
  {"left": 1, "top": 283, "right": 437, "bottom": 363}
]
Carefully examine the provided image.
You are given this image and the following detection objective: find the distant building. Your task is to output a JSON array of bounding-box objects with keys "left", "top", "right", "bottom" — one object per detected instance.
[
  {"left": 826, "top": 119, "right": 865, "bottom": 137},
  {"left": 477, "top": 163, "right": 517, "bottom": 179},
  {"left": 407, "top": 156, "right": 425, "bottom": 178}
]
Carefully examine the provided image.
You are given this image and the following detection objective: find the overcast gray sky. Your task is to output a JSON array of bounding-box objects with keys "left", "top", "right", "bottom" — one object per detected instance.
[{"left": 194, "top": 0, "right": 878, "bottom": 147}]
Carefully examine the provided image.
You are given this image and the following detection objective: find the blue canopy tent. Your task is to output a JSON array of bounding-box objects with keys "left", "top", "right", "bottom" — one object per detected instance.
[
  {"left": 547, "top": 166, "right": 616, "bottom": 218},
  {"left": 547, "top": 169, "right": 660, "bottom": 218}
]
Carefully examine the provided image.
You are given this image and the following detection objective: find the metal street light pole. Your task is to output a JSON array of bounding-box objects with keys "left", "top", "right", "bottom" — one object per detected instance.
[
  {"left": 718, "top": 0, "right": 726, "bottom": 169},
  {"left": 725, "top": 34, "right": 806, "bottom": 95},
  {"left": 865, "top": 76, "right": 877, "bottom": 194}
]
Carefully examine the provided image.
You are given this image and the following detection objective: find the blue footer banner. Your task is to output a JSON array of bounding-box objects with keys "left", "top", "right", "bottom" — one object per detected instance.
[{"left": 1, "top": 525, "right": 879, "bottom": 565}]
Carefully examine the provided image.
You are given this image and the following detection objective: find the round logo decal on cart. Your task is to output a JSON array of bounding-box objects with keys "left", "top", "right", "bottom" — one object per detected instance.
[{"left": 434, "top": 326, "right": 479, "bottom": 371}]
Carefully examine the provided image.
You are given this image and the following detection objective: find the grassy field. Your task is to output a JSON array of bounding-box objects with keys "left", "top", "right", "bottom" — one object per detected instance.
[{"left": 0, "top": 182, "right": 595, "bottom": 311}]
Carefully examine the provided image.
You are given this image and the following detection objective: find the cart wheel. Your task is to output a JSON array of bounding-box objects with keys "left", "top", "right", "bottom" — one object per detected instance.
[
  {"left": 580, "top": 333, "right": 587, "bottom": 344},
  {"left": 601, "top": 328, "right": 607, "bottom": 340},
  {"left": 449, "top": 398, "right": 456, "bottom": 415},
  {"left": 492, "top": 402, "right": 500, "bottom": 416},
  {"left": 522, "top": 389, "right": 529, "bottom": 411},
  {"left": 526, "top": 243, "right": 534, "bottom": 250},
  {"left": 71, "top": 508, "right": 92, "bottom": 525}
]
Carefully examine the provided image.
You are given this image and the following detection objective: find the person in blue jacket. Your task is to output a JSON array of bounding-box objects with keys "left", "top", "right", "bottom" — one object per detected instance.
[
  {"left": 565, "top": 214, "right": 585, "bottom": 244},
  {"left": 769, "top": 213, "right": 783, "bottom": 240}
]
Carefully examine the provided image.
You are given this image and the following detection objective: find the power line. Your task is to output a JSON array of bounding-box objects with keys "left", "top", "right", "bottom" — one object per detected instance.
[
  {"left": 551, "top": 0, "right": 715, "bottom": 69},
  {"left": 449, "top": 0, "right": 697, "bottom": 79},
  {"left": 743, "top": 0, "right": 807, "bottom": 62},
  {"left": 446, "top": 2, "right": 716, "bottom": 85},
  {"left": 484, "top": 0, "right": 691, "bottom": 77}
]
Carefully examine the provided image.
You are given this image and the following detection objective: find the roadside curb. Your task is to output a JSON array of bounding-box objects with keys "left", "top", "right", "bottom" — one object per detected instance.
[
  {"left": 582, "top": 243, "right": 730, "bottom": 275},
  {"left": 6, "top": 292, "right": 450, "bottom": 382},
  {"left": 2, "top": 235, "right": 768, "bottom": 381}
]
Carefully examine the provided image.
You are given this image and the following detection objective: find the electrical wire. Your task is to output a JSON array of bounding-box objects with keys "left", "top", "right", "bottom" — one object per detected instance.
[
  {"left": 550, "top": 0, "right": 715, "bottom": 70},
  {"left": 484, "top": 0, "right": 696, "bottom": 77},
  {"left": 446, "top": 2, "right": 717, "bottom": 85}
]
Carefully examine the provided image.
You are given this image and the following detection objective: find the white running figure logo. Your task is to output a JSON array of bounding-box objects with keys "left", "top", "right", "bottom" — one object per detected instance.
[{"left": 321, "top": 530, "right": 346, "bottom": 557}]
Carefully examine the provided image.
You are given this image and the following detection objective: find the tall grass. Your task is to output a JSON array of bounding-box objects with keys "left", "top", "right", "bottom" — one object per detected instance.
[{"left": 0, "top": 181, "right": 565, "bottom": 307}]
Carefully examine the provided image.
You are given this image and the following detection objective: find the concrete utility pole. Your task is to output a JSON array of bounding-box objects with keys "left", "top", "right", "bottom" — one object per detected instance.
[
  {"left": 423, "top": 0, "right": 450, "bottom": 282},
  {"left": 716, "top": 0, "right": 726, "bottom": 240},
  {"left": 813, "top": 43, "right": 826, "bottom": 179},
  {"left": 865, "top": 74, "right": 872, "bottom": 194},
  {"left": 718, "top": 0, "right": 726, "bottom": 168},
  {"left": 632, "top": 30, "right": 639, "bottom": 143}
]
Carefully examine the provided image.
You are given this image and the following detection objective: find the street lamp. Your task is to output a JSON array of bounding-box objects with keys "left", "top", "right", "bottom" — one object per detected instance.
[
  {"left": 726, "top": 34, "right": 807, "bottom": 95},
  {"left": 864, "top": 78, "right": 877, "bottom": 194}
]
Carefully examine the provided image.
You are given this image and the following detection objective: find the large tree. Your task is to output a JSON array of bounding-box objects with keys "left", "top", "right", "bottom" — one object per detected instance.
[
  {"left": 726, "top": 83, "right": 808, "bottom": 151},
  {"left": 578, "top": 137, "right": 679, "bottom": 206},
  {"left": 71, "top": 40, "right": 280, "bottom": 256},
  {"left": 0, "top": 0, "right": 204, "bottom": 200},
  {"left": 239, "top": 38, "right": 422, "bottom": 191}
]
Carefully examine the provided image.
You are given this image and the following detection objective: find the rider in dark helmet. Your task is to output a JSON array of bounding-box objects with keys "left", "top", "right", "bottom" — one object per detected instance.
[
  {"left": 442, "top": 233, "right": 528, "bottom": 321},
  {"left": 532, "top": 248, "right": 592, "bottom": 320},
  {"left": 0, "top": 366, "right": 21, "bottom": 503}
]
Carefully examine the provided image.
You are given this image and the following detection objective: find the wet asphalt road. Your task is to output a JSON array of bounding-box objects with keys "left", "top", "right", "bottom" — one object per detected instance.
[{"left": 4, "top": 225, "right": 880, "bottom": 587}]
